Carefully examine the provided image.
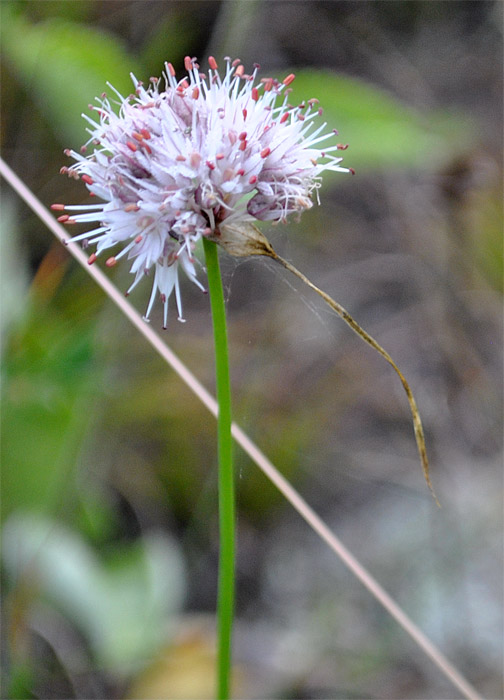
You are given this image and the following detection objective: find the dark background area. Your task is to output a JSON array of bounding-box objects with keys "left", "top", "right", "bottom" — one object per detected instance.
[{"left": 1, "top": 1, "right": 502, "bottom": 698}]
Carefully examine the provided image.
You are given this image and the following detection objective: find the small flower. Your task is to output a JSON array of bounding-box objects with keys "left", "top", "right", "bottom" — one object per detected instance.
[{"left": 54, "top": 56, "right": 350, "bottom": 327}]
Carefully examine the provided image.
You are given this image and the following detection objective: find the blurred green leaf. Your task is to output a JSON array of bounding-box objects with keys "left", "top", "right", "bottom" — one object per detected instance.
[
  {"left": 2, "top": 513, "right": 186, "bottom": 675},
  {"left": 5, "top": 662, "right": 36, "bottom": 700},
  {"left": 1, "top": 9, "right": 142, "bottom": 146},
  {"left": 1, "top": 325, "right": 95, "bottom": 519},
  {"left": 290, "top": 70, "right": 472, "bottom": 171},
  {"left": 1, "top": 262, "right": 101, "bottom": 520}
]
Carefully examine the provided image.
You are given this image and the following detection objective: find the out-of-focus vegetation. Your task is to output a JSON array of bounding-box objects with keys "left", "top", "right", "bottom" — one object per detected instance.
[{"left": 1, "top": 1, "right": 502, "bottom": 698}]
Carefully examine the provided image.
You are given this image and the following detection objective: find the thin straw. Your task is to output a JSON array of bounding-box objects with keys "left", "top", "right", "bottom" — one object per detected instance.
[{"left": 0, "top": 157, "right": 484, "bottom": 700}]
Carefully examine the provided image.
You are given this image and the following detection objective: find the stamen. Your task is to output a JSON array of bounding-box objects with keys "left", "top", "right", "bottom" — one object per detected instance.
[{"left": 58, "top": 54, "right": 353, "bottom": 331}]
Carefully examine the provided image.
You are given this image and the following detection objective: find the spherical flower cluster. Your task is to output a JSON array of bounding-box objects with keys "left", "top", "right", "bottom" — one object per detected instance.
[{"left": 53, "top": 56, "right": 350, "bottom": 327}]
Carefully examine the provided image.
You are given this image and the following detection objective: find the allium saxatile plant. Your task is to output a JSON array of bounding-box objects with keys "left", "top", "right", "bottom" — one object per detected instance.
[{"left": 53, "top": 56, "right": 352, "bottom": 327}]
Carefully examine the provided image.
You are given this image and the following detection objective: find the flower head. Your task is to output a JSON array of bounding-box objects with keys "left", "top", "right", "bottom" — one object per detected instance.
[{"left": 54, "top": 56, "right": 350, "bottom": 327}]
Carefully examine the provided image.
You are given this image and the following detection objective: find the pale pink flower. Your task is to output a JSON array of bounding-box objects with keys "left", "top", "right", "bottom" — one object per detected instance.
[{"left": 53, "top": 56, "right": 350, "bottom": 327}]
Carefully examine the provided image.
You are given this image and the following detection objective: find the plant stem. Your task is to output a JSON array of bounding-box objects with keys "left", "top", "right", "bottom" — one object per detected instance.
[{"left": 203, "top": 237, "right": 235, "bottom": 700}]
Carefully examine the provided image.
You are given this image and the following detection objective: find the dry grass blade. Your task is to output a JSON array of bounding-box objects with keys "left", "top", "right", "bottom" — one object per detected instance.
[
  {"left": 0, "top": 158, "right": 482, "bottom": 700},
  {"left": 273, "top": 252, "right": 440, "bottom": 507},
  {"left": 216, "top": 220, "right": 438, "bottom": 504}
]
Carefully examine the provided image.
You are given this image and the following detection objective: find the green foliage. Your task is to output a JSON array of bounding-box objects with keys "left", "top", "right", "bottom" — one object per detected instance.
[
  {"left": 2, "top": 513, "right": 186, "bottom": 675},
  {"left": 1, "top": 8, "right": 142, "bottom": 146},
  {"left": 1, "top": 296, "right": 97, "bottom": 520},
  {"left": 290, "top": 70, "right": 472, "bottom": 171}
]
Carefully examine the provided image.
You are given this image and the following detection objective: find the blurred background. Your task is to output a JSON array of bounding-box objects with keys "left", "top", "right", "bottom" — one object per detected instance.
[{"left": 1, "top": 1, "right": 502, "bottom": 698}]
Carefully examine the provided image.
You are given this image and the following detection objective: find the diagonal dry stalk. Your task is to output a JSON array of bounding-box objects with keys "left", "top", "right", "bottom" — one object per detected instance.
[{"left": 0, "top": 158, "right": 483, "bottom": 700}]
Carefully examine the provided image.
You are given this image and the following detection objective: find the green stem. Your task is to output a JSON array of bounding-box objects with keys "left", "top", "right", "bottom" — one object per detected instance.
[{"left": 203, "top": 237, "right": 235, "bottom": 700}]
